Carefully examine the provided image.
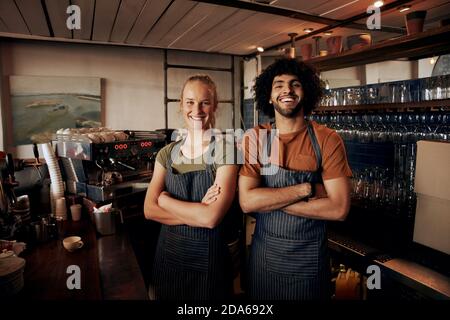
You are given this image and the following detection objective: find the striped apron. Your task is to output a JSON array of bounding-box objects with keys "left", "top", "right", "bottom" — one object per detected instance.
[
  {"left": 151, "top": 140, "right": 234, "bottom": 301},
  {"left": 247, "top": 122, "right": 330, "bottom": 300}
]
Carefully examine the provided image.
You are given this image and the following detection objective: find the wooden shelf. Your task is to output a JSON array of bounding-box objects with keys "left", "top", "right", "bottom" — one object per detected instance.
[
  {"left": 315, "top": 99, "right": 450, "bottom": 112},
  {"left": 308, "top": 25, "right": 450, "bottom": 71}
]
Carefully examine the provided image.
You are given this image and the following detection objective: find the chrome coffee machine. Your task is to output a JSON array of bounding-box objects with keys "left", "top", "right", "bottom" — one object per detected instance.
[{"left": 54, "top": 129, "right": 166, "bottom": 202}]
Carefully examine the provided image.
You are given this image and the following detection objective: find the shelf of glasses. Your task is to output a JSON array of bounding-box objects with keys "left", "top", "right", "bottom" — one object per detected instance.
[
  {"left": 315, "top": 99, "right": 450, "bottom": 112},
  {"left": 308, "top": 25, "right": 450, "bottom": 71},
  {"left": 350, "top": 198, "right": 408, "bottom": 220}
]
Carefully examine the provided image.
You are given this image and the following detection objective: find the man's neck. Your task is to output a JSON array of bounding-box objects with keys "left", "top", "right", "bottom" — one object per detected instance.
[{"left": 274, "top": 112, "right": 306, "bottom": 134}]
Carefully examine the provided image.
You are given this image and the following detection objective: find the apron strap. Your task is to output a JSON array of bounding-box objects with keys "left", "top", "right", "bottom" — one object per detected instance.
[
  {"left": 205, "top": 134, "right": 216, "bottom": 176},
  {"left": 260, "top": 122, "right": 276, "bottom": 167},
  {"left": 166, "top": 139, "right": 182, "bottom": 171},
  {"left": 306, "top": 121, "right": 323, "bottom": 173}
]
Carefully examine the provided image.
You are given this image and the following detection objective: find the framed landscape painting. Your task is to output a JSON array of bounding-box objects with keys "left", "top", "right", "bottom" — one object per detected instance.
[{"left": 9, "top": 75, "right": 103, "bottom": 145}]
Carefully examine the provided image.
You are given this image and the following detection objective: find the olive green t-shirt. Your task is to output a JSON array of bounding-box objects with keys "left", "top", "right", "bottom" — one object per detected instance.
[{"left": 156, "top": 136, "right": 237, "bottom": 174}]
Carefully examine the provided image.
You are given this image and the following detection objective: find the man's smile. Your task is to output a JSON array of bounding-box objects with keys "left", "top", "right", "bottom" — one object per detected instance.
[{"left": 278, "top": 95, "right": 299, "bottom": 106}]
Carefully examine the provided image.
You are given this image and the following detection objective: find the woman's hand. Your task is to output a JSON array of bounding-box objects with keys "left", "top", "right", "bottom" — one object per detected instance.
[
  {"left": 157, "top": 191, "right": 171, "bottom": 207},
  {"left": 160, "top": 191, "right": 170, "bottom": 197},
  {"left": 201, "top": 183, "right": 221, "bottom": 205}
]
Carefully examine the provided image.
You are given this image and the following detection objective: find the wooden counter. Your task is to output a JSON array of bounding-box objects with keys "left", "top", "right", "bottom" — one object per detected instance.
[
  {"left": 17, "top": 218, "right": 148, "bottom": 300},
  {"left": 328, "top": 230, "right": 450, "bottom": 300},
  {"left": 97, "top": 226, "right": 149, "bottom": 299}
]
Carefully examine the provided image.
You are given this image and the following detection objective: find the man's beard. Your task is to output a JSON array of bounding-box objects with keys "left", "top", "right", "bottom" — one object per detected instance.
[{"left": 273, "top": 99, "right": 303, "bottom": 118}]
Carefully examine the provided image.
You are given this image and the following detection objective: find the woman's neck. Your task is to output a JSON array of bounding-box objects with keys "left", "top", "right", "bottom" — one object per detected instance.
[{"left": 182, "top": 129, "right": 211, "bottom": 158}]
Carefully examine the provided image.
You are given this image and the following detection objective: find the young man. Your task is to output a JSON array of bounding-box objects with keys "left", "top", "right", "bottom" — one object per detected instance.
[{"left": 239, "top": 58, "right": 352, "bottom": 300}]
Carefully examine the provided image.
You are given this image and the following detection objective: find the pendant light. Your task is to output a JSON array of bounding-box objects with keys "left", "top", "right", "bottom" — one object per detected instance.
[{"left": 288, "top": 33, "right": 298, "bottom": 59}]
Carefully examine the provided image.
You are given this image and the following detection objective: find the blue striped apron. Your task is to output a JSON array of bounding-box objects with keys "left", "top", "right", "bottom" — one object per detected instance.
[
  {"left": 247, "top": 122, "right": 330, "bottom": 300},
  {"left": 151, "top": 139, "right": 234, "bottom": 301}
]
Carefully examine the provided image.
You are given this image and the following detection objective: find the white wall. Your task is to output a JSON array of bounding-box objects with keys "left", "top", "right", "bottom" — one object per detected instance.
[
  {"left": 418, "top": 57, "right": 435, "bottom": 78},
  {"left": 321, "top": 59, "right": 434, "bottom": 87},
  {"left": 3, "top": 40, "right": 165, "bottom": 129},
  {"left": 321, "top": 61, "right": 425, "bottom": 87},
  {"left": 365, "top": 60, "right": 415, "bottom": 84},
  {"left": 165, "top": 50, "right": 237, "bottom": 131},
  {"left": 243, "top": 58, "right": 257, "bottom": 100},
  {"left": 321, "top": 66, "right": 362, "bottom": 88},
  {"left": 0, "top": 40, "right": 240, "bottom": 158}
]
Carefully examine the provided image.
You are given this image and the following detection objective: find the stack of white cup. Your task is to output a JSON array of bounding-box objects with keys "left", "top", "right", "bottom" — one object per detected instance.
[
  {"left": 40, "top": 142, "right": 65, "bottom": 217},
  {"left": 55, "top": 197, "right": 67, "bottom": 220}
]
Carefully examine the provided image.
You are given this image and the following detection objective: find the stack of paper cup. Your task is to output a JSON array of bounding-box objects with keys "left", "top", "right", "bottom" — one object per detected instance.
[
  {"left": 40, "top": 143, "right": 65, "bottom": 215},
  {"left": 55, "top": 197, "right": 67, "bottom": 220},
  {"left": 70, "top": 204, "right": 82, "bottom": 221}
]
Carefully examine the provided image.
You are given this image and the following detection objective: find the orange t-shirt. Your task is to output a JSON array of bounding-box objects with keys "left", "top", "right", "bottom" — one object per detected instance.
[{"left": 239, "top": 121, "right": 352, "bottom": 180}]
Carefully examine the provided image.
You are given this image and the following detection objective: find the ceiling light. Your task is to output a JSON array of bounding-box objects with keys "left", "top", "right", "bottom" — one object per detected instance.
[
  {"left": 324, "top": 31, "right": 333, "bottom": 36},
  {"left": 398, "top": 5, "right": 411, "bottom": 12},
  {"left": 254, "top": 0, "right": 278, "bottom": 4},
  {"left": 373, "top": 1, "right": 384, "bottom": 8},
  {"left": 257, "top": 46, "right": 264, "bottom": 53},
  {"left": 287, "top": 33, "right": 298, "bottom": 59},
  {"left": 430, "top": 56, "right": 437, "bottom": 65},
  {"left": 304, "top": 28, "right": 314, "bottom": 33}
]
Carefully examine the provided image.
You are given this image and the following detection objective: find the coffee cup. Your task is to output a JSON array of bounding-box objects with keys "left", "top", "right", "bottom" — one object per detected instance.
[
  {"left": 70, "top": 204, "right": 82, "bottom": 221},
  {"left": 63, "top": 236, "right": 84, "bottom": 252}
]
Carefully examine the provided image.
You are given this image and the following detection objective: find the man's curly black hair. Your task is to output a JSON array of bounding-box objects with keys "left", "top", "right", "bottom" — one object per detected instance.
[{"left": 253, "top": 58, "right": 323, "bottom": 117}]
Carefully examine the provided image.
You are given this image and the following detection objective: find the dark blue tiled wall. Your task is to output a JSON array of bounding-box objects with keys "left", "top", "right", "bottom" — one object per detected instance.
[{"left": 243, "top": 98, "right": 273, "bottom": 130}]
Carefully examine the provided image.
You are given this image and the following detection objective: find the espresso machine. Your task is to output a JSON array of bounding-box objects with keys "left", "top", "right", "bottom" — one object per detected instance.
[
  {"left": 54, "top": 130, "right": 166, "bottom": 203},
  {"left": 0, "top": 152, "right": 34, "bottom": 240}
]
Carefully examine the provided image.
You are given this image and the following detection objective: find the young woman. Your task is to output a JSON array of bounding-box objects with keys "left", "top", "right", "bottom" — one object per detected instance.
[{"left": 144, "top": 75, "right": 239, "bottom": 301}]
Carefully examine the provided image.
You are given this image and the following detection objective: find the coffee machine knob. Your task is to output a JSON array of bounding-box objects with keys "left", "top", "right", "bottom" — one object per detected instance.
[{"left": 130, "top": 145, "right": 139, "bottom": 156}]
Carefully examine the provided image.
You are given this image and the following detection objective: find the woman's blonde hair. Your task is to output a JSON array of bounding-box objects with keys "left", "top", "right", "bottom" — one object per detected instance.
[{"left": 180, "top": 74, "right": 218, "bottom": 128}]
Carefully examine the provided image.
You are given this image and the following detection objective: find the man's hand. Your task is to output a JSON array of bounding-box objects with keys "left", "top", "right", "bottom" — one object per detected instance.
[
  {"left": 311, "top": 183, "right": 327, "bottom": 200},
  {"left": 282, "top": 177, "right": 351, "bottom": 221},
  {"left": 201, "top": 184, "right": 221, "bottom": 205},
  {"left": 239, "top": 175, "right": 313, "bottom": 213},
  {"left": 302, "top": 182, "right": 312, "bottom": 199}
]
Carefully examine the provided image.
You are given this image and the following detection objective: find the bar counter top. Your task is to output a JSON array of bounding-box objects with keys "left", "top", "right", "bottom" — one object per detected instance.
[
  {"left": 17, "top": 218, "right": 148, "bottom": 300},
  {"left": 328, "top": 229, "right": 450, "bottom": 300}
]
